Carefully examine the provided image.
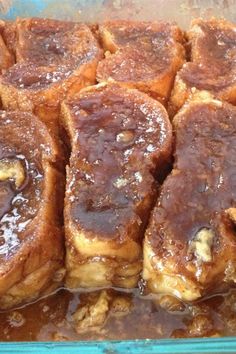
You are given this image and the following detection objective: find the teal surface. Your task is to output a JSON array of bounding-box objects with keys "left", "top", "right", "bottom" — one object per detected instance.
[
  {"left": 0, "top": 0, "right": 236, "bottom": 353},
  {"left": 1, "top": 338, "right": 236, "bottom": 353}
]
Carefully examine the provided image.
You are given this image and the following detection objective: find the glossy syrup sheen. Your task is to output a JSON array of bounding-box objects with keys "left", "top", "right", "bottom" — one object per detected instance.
[
  {"left": 180, "top": 19, "right": 236, "bottom": 91},
  {"left": 2, "top": 18, "right": 102, "bottom": 91},
  {"left": 1, "top": 288, "right": 236, "bottom": 341},
  {"left": 0, "top": 111, "right": 45, "bottom": 262},
  {"left": 16, "top": 18, "right": 101, "bottom": 66},
  {"left": 66, "top": 84, "right": 171, "bottom": 239},
  {"left": 97, "top": 21, "right": 183, "bottom": 82}
]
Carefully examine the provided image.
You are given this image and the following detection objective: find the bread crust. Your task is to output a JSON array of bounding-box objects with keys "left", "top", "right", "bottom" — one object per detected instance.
[
  {"left": 97, "top": 21, "right": 185, "bottom": 106},
  {"left": 144, "top": 93, "right": 236, "bottom": 301},
  {"left": 169, "top": 18, "right": 236, "bottom": 117},
  {"left": 61, "top": 83, "right": 172, "bottom": 289},
  {"left": 0, "top": 110, "right": 65, "bottom": 309}
]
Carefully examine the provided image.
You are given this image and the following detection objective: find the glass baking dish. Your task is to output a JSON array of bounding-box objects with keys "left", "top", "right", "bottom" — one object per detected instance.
[{"left": 0, "top": 0, "right": 236, "bottom": 352}]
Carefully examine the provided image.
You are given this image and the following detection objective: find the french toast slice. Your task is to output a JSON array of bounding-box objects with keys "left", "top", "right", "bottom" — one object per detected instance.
[
  {"left": 0, "top": 110, "right": 64, "bottom": 309},
  {"left": 61, "top": 83, "right": 172, "bottom": 289},
  {"left": 96, "top": 21, "right": 185, "bottom": 106},
  {"left": 0, "top": 18, "right": 103, "bottom": 140},
  {"left": 143, "top": 92, "right": 236, "bottom": 301},
  {"left": 169, "top": 18, "right": 236, "bottom": 117},
  {"left": 14, "top": 17, "right": 98, "bottom": 66}
]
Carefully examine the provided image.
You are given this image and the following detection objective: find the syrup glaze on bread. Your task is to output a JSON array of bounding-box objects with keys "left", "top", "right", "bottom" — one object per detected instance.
[
  {"left": 0, "top": 110, "right": 64, "bottom": 309},
  {"left": 97, "top": 21, "right": 185, "bottom": 105},
  {"left": 144, "top": 92, "right": 236, "bottom": 301},
  {"left": 169, "top": 18, "right": 236, "bottom": 117},
  {"left": 0, "top": 15, "right": 236, "bottom": 340},
  {"left": 0, "top": 18, "right": 103, "bottom": 142},
  {"left": 61, "top": 83, "right": 172, "bottom": 289}
]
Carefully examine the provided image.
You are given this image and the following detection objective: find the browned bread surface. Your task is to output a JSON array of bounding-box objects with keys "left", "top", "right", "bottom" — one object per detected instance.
[
  {"left": 0, "top": 110, "right": 65, "bottom": 309},
  {"left": 144, "top": 93, "right": 236, "bottom": 301},
  {"left": 61, "top": 83, "right": 172, "bottom": 289},
  {"left": 169, "top": 18, "right": 236, "bottom": 117},
  {"left": 0, "top": 18, "right": 103, "bottom": 142},
  {"left": 97, "top": 21, "right": 185, "bottom": 106}
]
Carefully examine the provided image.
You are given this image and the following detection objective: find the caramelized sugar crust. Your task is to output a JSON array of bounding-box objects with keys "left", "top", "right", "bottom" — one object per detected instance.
[
  {"left": 169, "top": 18, "right": 236, "bottom": 117},
  {"left": 0, "top": 110, "right": 64, "bottom": 309},
  {"left": 97, "top": 21, "right": 185, "bottom": 105},
  {"left": 61, "top": 83, "right": 172, "bottom": 289},
  {"left": 0, "top": 18, "right": 103, "bottom": 140},
  {"left": 144, "top": 94, "right": 236, "bottom": 301}
]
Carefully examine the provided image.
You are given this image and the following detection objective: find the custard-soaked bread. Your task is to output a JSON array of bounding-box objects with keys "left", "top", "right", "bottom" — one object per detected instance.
[
  {"left": 14, "top": 17, "right": 99, "bottom": 66},
  {"left": 97, "top": 21, "right": 185, "bottom": 105},
  {"left": 0, "top": 110, "right": 64, "bottom": 309},
  {"left": 61, "top": 83, "right": 172, "bottom": 289},
  {"left": 0, "top": 18, "right": 103, "bottom": 138},
  {"left": 143, "top": 92, "right": 236, "bottom": 301},
  {"left": 169, "top": 18, "right": 236, "bottom": 117}
]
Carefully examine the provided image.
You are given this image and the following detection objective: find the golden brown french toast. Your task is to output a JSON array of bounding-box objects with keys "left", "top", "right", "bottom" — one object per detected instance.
[
  {"left": 143, "top": 92, "right": 236, "bottom": 301},
  {"left": 0, "top": 18, "right": 103, "bottom": 141},
  {"left": 96, "top": 21, "right": 185, "bottom": 106},
  {"left": 61, "top": 83, "right": 172, "bottom": 289},
  {"left": 169, "top": 18, "right": 236, "bottom": 117},
  {"left": 0, "top": 110, "right": 64, "bottom": 309}
]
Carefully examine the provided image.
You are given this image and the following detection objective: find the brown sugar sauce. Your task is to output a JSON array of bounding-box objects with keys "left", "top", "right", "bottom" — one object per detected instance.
[{"left": 0, "top": 287, "right": 236, "bottom": 341}]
